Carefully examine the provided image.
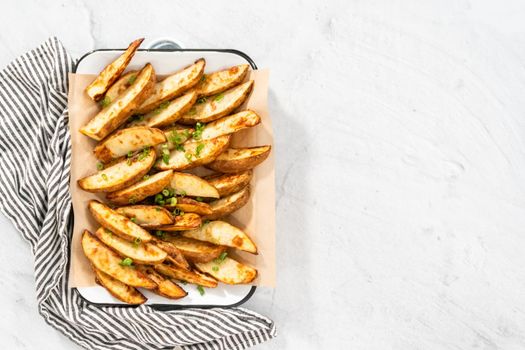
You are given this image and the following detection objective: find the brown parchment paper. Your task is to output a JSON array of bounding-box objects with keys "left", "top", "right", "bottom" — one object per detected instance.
[{"left": 67, "top": 69, "right": 275, "bottom": 288}]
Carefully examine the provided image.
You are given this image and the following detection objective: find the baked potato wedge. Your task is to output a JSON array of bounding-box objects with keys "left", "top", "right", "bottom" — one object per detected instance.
[
  {"left": 106, "top": 170, "right": 173, "bottom": 205},
  {"left": 94, "top": 227, "right": 167, "bottom": 264},
  {"left": 93, "top": 267, "right": 147, "bottom": 305},
  {"left": 137, "top": 59, "right": 205, "bottom": 114},
  {"left": 164, "top": 197, "right": 213, "bottom": 216},
  {"left": 179, "top": 80, "right": 254, "bottom": 124},
  {"left": 204, "top": 186, "right": 250, "bottom": 220},
  {"left": 207, "top": 145, "right": 271, "bottom": 173},
  {"left": 152, "top": 240, "right": 191, "bottom": 270},
  {"left": 85, "top": 38, "right": 143, "bottom": 101},
  {"left": 81, "top": 230, "right": 156, "bottom": 289},
  {"left": 104, "top": 70, "right": 138, "bottom": 103},
  {"left": 200, "top": 110, "right": 261, "bottom": 140},
  {"left": 154, "top": 263, "right": 218, "bottom": 288},
  {"left": 116, "top": 205, "right": 174, "bottom": 228},
  {"left": 155, "top": 135, "right": 231, "bottom": 171},
  {"left": 182, "top": 220, "right": 257, "bottom": 254},
  {"left": 137, "top": 265, "right": 187, "bottom": 299},
  {"left": 130, "top": 91, "right": 197, "bottom": 128},
  {"left": 194, "top": 64, "right": 250, "bottom": 97},
  {"left": 195, "top": 256, "right": 257, "bottom": 284},
  {"left": 80, "top": 63, "right": 156, "bottom": 141},
  {"left": 93, "top": 127, "right": 166, "bottom": 163},
  {"left": 78, "top": 148, "right": 156, "bottom": 193},
  {"left": 204, "top": 170, "right": 253, "bottom": 197},
  {"left": 154, "top": 213, "right": 202, "bottom": 231},
  {"left": 161, "top": 235, "right": 227, "bottom": 263},
  {"left": 88, "top": 200, "right": 153, "bottom": 243},
  {"left": 170, "top": 172, "right": 219, "bottom": 198}
]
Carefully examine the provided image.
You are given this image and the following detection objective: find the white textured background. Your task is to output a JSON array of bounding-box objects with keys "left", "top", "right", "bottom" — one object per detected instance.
[{"left": 2, "top": 0, "right": 525, "bottom": 349}]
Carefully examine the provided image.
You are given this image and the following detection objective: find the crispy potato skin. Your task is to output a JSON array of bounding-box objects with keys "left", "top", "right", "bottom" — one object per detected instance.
[
  {"left": 116, "top": 205, "right": 174, "bottom": 228},
  {"left": 170, "top": 172, "right": 219, "bottom": 198},
  {"left": 207, "top": 145, "right": 271, "bottom": 173},
  {"left": 85, "top": 38, "right": 143, "bottom": 101},
  {"left": 163, "top": 197, "right": 213, "bottom": 216},
  {"left": 200, "top": 110, "right": 261, "bottom": 140},
  {"left": 162, "top": 235, "right": 227, "bottom": 263},
  {"left": 104, "top": 70, "right": 138, "bottom": 102},
  {"left": 205, "top": 170, "right": 253, "bottom": 197},
  {"left": 106, "top": 170, "right": 173, "bottom": 205},
  {"left": 195, "top": 64, "right": 250, "bottom": 97},
  {"left": 137, "top": 265, "right": 187, "bottom": 299},
  {"left": 195, "top": 257, "right": 257, "bottom": 284},
  {"left": 154, "top": 264, "right": 218, "bottom": 288},
  {"left": 204, "top": 186, "right": 250, "bottom": 220},
  {"left": 131, "top": 91, "right": 197, "bottom": 128},
  {"left": 183, "top": 220, "right": 257, "bottom": 254},
  {"left": 154, "top": 213, "right": 202, "bottom": 231},
  {"left": 93, "top": 267, "right": 147, "bottom": 304}
]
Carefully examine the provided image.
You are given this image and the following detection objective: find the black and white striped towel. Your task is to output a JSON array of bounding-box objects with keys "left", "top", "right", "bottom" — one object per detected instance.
[{"left": 0, "top": 37, "right": 276, "bottom": 350}]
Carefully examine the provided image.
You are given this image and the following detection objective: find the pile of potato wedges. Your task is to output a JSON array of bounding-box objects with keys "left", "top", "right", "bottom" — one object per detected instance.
[{"left": 78, "top": 38, "right": 270, "bottom": 304}]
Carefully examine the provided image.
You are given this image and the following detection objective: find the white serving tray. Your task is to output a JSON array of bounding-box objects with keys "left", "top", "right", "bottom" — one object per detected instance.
[{"left": 74, "top": 48, "right": 257, "bottom": 308}]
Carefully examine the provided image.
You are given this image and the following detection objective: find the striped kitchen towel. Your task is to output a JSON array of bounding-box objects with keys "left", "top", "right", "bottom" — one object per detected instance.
[{"left": 0, "top": 37, "right": 276, "bottom": 350}]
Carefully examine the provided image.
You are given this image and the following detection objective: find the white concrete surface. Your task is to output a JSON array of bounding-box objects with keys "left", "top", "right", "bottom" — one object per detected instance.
[{"left": 2, "top": 0, "right": 525, "bottom": 349}]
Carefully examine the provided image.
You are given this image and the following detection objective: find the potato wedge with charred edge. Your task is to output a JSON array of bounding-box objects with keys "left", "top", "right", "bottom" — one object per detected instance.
[
  {"left": 204, "top": 170, "right": 253, "bottom": 197},
  {"left": 161, "top": 235, "right": 227, "bottom": 263},
  {"left": 85, "top": 38, "right": 143, "bottom": 101},
  {"left": 195, "top": 257, "right": 257, "bottom": 284},
  {"left": 154, "top": 263, "right": 218, "bottom": 288},
  {"left": 93, "top": 267, "right": 147, "bottom": 305},
  {"left": 163, "top": 197, "right": 213, "bottom": 216},
  {"left": 94, "top": 227, "right": 167, "bottom": 264},
  {"left": 183, "top": 220, "right": 257, "bottom": 254},
  {"left": 207, "top": 145, "right": 271, "bottom": 173},
  {"left": 154, "top": 213, "right": 202, "bottom": 231},
  {"left": 78, "top": 149, "right": 156, "bottom": 193},
  {"left": 137, "top": 265, "right": 187, "bottom": 299},
  {"left": 152, "top": 240, "right": 191, "bottom": 270},
  {"left": 81, "top": 63, "right": 156, "bottom": 141},
  {"left": 204, "top": 186, "right": 250, "bottom": 220},
  {"left": 200, "top": 110, "right": 260, "bottom": 140},
  {"left": 116, "top": 205, "right": 174, "bottom": 228},
  {"left": 170, "top": 172, "right": 219, "bottom": 198},
  {"left": 94, "top": 127, "right": 166, "bottom": 163},
  {"left": 104, "top": 70, "right": 138, "bottom": 103},
  {"left": 89, "top": 200, "right": 153, "bottom": 243},
  {"left": 106, "top": 170, "right": 173, "bottom": 205},
  {"left": 130, "top": 91, "right": 197, "bottom": 128},
  {"left": 81, "top": 230, "right": 156, "bottom": 289},
  {"left": 155, "top": 135, "right": 231, "bottom": 171},
  {"left": 137, "top": 59, "right": 205, "bottom": 114},
  {"left": 179, "top": 80, "right": 254, "bottom": 125},
  {"left": 194, "top": 64, "right": 250, "bottom": 97}
]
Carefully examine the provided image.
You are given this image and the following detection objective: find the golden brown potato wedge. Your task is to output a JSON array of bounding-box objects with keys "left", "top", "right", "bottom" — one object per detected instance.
[
  {"left": 194, "top": 64, "right": 250, "bottom": 97},
  {"left": 104, "top": 70, "right": 138, "bottom": 103},
  {"left": 106, "top": 170, "right": 173, "bottom": 205},
  {"left": 170, "top": 172, "right": 219, "bottom": 198},
  {"left": 137, "top": 59, "right": 205, "bottom": 114},
  {"left": 204, "top": 186, "right": 250, "bottom": 220},
  {"left": 154, "top": 263, "right": 218, "bottom": 288},
  {"left": 155, "top": 135, "right": 231, "bottom": 171},
  {"left": 161, "top": 235, "right": 227, "bottom": 263},
  {"left": 116, "top": 205, "right": 174, "bottom": 228},
  {"left": 81, "top": 230, "right": 156, "bottom": 289},
  {"left": 130, "top": 91, "right": 197, "bottom": 128},
  {"left": 137, "top": 265, "right": 187, "bottom": 299},
  {"left": 93, "top": 127, "right": 166, "bottom": 163},
  {"left": 152, "top": 240, "right": 191, "bottom": 270},
  {"left": 88, "top": 200, "right": 153, "bottom": 243},
  {"left": 78, "top": 148, "right": 156, "bottom": 193},
  {"left": 195, "top": 256, "right": 257, "bottom": 284},
  {"left": 207, "top": 145, "right": 271, "bottom": 173},
  {"left": 164, "top": 197, "right": 213, "bottom": 216},
  {"left": 93, "top": 267, "right": 147, "bottom": 305},
  {"left": 85, "top": 38, "right": 143, "bottom": 101},
  {"left": 154, "top": 213, "right": 202, "bottom": 231},
  {"left": 204, "top": 170, "right": 253, "bottom": 197},
  {"left": 80, "top": 63, "right": 156, "bottom": 141},
  {"left": 182, "top": 220, "right": 257, "bottom": 254},
  {"left": 200, "top": 110, "right": 260, "bottom": 140},
  {"left": 179, "top": 80, "right": 254, "bottom": 124}
]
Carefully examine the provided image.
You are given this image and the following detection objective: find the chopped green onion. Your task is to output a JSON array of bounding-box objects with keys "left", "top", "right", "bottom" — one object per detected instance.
[
  {"left": 158, "top": 199, "right": 165, "bottom": 206},
  {"left": 195, "top": 143, "right": 205, "bottom": 157},
  {"left": 175, "top": 144, "right": 185, "bottom": 152},
  {"left": 214, "top": 93, "right": 224, "bottom": 102},
  {"left": 127, "top": 75, "right": 137, "bottom": 85},
  {"left": 195, "top": 197, "right": 203, "bottom": 202},
  {"left": 137, "top": 147, "right": 151, "bottom": 161},
  {"left": 142, "top": 174, "right": 150, "bottom": 181},
  {"left": 188, "top": 107, "right": 197, "bottom": 116},
  {"left": 192, "top": 122, "right": 205, "bottom": 140},
  {"left": 162, "top": 189, "right": 170, "bottom": 197},
  {"left": 162, "top": 153, "right": 170, "bottom": 165},
  {"left": 185, "top": 152, "right": 193, "bottom": 161},
  {"left": 155, "top": 207, "right": 161, "bottom": 212},
  {"left": 197, "top": 285, "right": 205, "bottom": 296},
  {"left": 128, "top": 196, "right": 137, "bottom": 204},
  {"left": 168, "top": 197, "right": 178, "bottom": 206},
  {"left": 154, "top": 101, "right": 170, "bottom": 114},
  {"left": 127, "top": 151, "right": 133, "bottom": 158},
  {"left": 179, "top": 210, "right": 185, "bottom": 215},
  {"left": 96, "top": 162, "right": 104, "bottom": 170},
  {"left": 172, "top": 208, "right": 181, "bottom": 216},
  {"left": 132, "top": 237, "right": 141, "bottom": 247},
  {"left": 179, "top": 190, "right": 186, "bottom": 197},
  {"left": 155, "top": 230, "right": 165, "bottom": 238},
  {"left": 214, "top": 251, "right": 228, "bottom": 264},
  {"left": 99, "top": 96, "right": 111, "bottom": 108},
  {"left": 197, "top": 97, "right": 207, "bottom": 104},
  {"left": 101, "top": 173, "right": 108, "bottom": 181},
  {"left": 200, "top": 74, "right": 207, "bottom": 83},
  {"left": 127, "top": 158, "right": 132, "bottom": 166},
  {"left": 130, "top": 217, "right": 136, "bottom": 223},
  {"left": 154, "top": 194, "right": 164, "bottom": 203},
  {"left": 120, "top": 258, "right": 133, "bottom": 266},
  {"left": 212, "top": 266, "right": 219, "bottom": 272}
]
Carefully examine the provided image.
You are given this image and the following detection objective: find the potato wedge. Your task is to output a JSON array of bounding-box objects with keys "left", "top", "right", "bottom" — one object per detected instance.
[
  {"left": 130, "top": 91, "right": 197, "bottom": 128},
  {"left": 179, "top": 80, "right": 254, "bottom": 124},
  {"left": 164, "top": 197, "right": 213, "bottom": 216},
  {"left": 85, "top": 38, "right": 143, "bottom": 101},
  {"left": 152, "top": 240, "right": 191, "bottom": 270},
  {"left": 94, "top": 227, "right": 167, "bottom": 264},
  {"left": 93, "top": 127, "right": 166, "bottom": 163},
  {"left": 137, "top": 59, "right": 205, "bottom": 114},
  {"left": 207, "top": 145, "right": 271, "bottom": 173},
  {"left": 88, "top": 200, "right": 153, "bottom": 243},
  {"left": 154, "top": 213, "right": 201, "bottom": 231},
  {"left": 154, "top": 264, "right": 218, "bottom": 288},
  {"left": 161, "top": 235, "right": 227, "bottom": 263},
  {"left": 116, "top": 205, "right": 174, "bottom": 228},
  {"left": 78, "top": 148, "right": 156, "bottom": 193},
  {"left": 106, "top": 170, "right": 173, "bottom": 205},
  {"left": 155, "top": 135, "right": 231, "bottom": 171},
  {"left": 170, "top": 172, "right": 219, "bottom": 198},
  {"left": 200, "top": 110, "right": 260, "bottom": 140},
  {"left": 104, "top": 70, "right": 138, "bottom": 103},
  {"left": 93, "top": 267, "right": 147, "bottom": 305},
  {"left": 194, "top": 64, "right": 250, "bottom": 97},
  {"left": 204, "top": 186, "right": 250, "bottom": 220},
  {"left": 195, "top": 257, "right": 257, "bottom": 284},
  {"left": 204, "top": 170, "right": 253, "bottom": 197},
  {"left": 80, "top": 63, "right": 156, "bottom": 141},
  {"left": 182, "top": 220, "right": 257, "bottom": 254},
  {"left": 81, "top": 230, "right": 156, "bottom": 289},
  {"left": 137, "top": 265, "right": 187, "bottom": 299}
]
